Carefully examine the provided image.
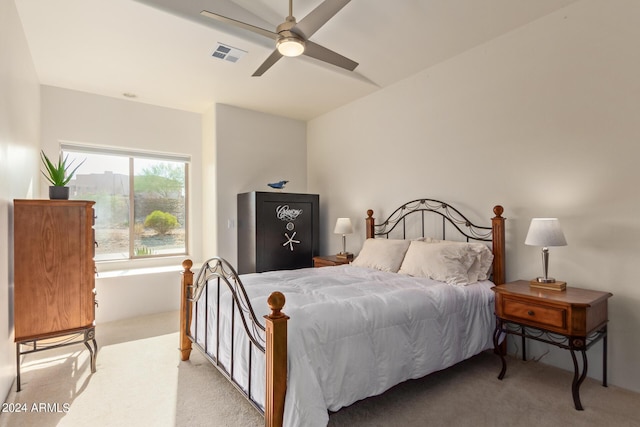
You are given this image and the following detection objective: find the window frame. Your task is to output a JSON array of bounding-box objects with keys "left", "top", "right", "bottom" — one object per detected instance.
[{"left": 61, "top": 142, "right": 191, "bottom": 263}]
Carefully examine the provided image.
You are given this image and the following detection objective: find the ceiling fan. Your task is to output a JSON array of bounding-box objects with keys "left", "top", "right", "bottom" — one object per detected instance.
[{"left": 200, "top": 0, "right": 358, "bottom": 76}]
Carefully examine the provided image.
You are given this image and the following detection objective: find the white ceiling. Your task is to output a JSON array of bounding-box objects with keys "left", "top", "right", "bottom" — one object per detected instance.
[{"left": 15, "top": 0, "right": 578, "bottom": 121}]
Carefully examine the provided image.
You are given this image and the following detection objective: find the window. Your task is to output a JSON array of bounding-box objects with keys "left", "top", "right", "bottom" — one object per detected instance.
[{"left": 62, "top": 144, "right": 189, "bottom": 261}]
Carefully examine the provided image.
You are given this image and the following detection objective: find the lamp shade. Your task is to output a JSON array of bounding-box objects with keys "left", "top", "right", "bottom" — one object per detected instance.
[
  {"left": 334, "top": 218, "right": 353, "bottom": 235},
  {"left": 524, "top": 218, "right": 567, "bottom": 247}
]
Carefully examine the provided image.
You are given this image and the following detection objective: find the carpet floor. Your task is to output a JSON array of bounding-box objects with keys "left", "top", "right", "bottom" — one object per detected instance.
[{"left": 1, "top": 311, "right": 638, "bottom": 427}]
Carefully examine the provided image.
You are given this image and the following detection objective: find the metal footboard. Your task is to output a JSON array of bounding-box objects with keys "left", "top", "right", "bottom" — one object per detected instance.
[{"left": 186, "top": 257, "right": 267, "bottom": 413}]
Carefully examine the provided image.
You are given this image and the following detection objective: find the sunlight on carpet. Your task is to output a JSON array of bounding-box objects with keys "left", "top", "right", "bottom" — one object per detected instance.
[
  {"left": 57, "top": 334, "right": 179, "bottom": 427},
  {"left": 1, "top": 312, "right": 181, "bottom": 427}
]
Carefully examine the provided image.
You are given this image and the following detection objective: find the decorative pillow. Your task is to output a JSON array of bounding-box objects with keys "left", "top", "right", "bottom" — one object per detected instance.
[
  {"left": 467, "top": 243, "right": 493, "bottom": 281},
  {"left": 352, "top": 238, "right": 411, "bottom": 273},
  {"left": 398, "top": 241, "right": 478, "bottom": 285},
  {"left": 440, "top": 241, "right": 494, "bottom": 282},
  {"left": 411, "top": 238, "right": 494, "bottom": 282}
]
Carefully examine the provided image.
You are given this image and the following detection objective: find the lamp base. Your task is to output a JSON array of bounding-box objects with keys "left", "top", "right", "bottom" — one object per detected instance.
[
  {"left": 336, "top": 252, "right": 354, "bottom": 260},
  {"left": 530, "top": 279, "right": 566, "bottom": 291},
  {"left": 535, "top": 275, "right": 559, "bottom": 283}
]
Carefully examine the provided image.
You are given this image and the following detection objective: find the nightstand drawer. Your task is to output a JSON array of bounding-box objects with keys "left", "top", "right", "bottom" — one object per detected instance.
[
  {"left": 502, "top": 298, "right": 567, "bottom": 330},
  {"left": 313, "top": 255, "right": 350, "bottom": 268}
]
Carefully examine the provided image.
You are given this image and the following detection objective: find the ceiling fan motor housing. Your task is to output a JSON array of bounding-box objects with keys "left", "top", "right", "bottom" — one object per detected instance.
[{"left": 276, "top": 18, "right": 305, "bottom": 57}]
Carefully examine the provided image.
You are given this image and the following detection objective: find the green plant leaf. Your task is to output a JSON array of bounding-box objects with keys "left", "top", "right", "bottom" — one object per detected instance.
[{"left": 40, "top": 150, "right": 85, "bottom": 186}]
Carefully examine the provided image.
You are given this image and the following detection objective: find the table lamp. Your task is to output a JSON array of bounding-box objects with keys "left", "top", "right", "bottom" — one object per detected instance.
[
  {"left": 525, "top": 218, "right": 567, "bottom": 290},
  {"left": 334, "top": 218, "right": 354, "bottom": 259}
]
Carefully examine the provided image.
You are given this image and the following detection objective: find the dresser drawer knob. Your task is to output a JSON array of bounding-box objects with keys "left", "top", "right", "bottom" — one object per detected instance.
[{"left": 527, "top": 310, "right": 535, "bottom": 316}]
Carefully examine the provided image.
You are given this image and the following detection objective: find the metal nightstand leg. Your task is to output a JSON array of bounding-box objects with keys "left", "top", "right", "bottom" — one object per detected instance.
[
  {"left": 602, "top": 325, "right": 608, "bottom": 387},
  {"left": 493, "top": 318, "right": 507, "bottom": 380},
  {"left": 569, "top": 348, "right": 588, "bottom": 410},
  {"left": 521, "top": 325, "right": 527, "bottom": 361}
]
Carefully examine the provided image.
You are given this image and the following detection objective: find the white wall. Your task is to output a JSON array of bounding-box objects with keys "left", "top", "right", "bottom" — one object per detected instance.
[
  {"left": 201, "top": 105, "right": 217, "bottom": 258},
  {"left": 93, "top": 267, "right": 182, "bottom": 323},
  {"left": 40, "top": 86, "right": 203, "bottom": 322},
  {"left": 211, "top": 104, "right": 307, "bottom": 267},
  {"left": 308, "top": 0, "right": 640, "bottom": 393},
  {"left": 0, "top": 0, "right": 41, "bottom": 401}
]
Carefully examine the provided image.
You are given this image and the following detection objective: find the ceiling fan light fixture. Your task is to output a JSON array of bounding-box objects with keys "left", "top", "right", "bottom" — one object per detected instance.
[{"left": 276, "top": 36, "right": 305, "bottom": 57}]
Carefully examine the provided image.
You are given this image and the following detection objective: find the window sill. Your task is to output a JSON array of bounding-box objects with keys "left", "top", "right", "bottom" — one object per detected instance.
[
  {"left": 95, "top": 255, "right": 197, "bottom": 278},
  {"left": 97, "top": 264, "right": 184, "bottom": 279}
]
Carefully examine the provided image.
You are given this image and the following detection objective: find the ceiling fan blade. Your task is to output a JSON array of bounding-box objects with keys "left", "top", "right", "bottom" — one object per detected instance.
[
  {"left": 252, "top": 50, "right": 284, "bottom": 77},
  {"left": 303, "top": 40, "right": 358, "bottom": 72},
  {"left": 200, "top": 10, "right": 278, "bottom": 40},
  {"left": 293, "top": 0, "right": 352, "bottom": 39}
]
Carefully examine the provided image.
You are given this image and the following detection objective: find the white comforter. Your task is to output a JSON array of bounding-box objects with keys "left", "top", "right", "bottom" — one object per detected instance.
[{"left": 193, "top": 264, "right": 495, "bottom": 427}]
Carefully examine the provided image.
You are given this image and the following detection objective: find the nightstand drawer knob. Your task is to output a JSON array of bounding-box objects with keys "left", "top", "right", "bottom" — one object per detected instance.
[{"left": 527, "top": 310, "right": 535, "bottom": 316}]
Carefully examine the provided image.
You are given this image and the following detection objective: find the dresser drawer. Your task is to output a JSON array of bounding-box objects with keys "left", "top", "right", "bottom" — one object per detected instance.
[{"left": 502, "top": 298, "right": 567, "bottom": 330}]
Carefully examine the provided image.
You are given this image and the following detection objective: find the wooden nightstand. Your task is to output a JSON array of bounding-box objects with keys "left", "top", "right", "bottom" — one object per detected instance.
[
  {"left": 312, "top": 255, "right": 351, "bottom": 268},
  {"left": 492, "top": 280, "right": 612, "bottom": 410}
]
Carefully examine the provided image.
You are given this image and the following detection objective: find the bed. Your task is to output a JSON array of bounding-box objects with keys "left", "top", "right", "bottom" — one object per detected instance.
[{"left": 179, "top": 199, "right": 506, "bottom": 427}]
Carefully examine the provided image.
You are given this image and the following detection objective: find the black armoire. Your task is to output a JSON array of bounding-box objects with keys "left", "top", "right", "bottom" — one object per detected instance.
[{"left": 237, "top": 191, "right": 319, "bottom": 274}]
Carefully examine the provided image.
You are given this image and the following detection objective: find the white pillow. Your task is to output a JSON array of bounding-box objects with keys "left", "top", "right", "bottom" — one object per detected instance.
[
  {"left": 398, "top": 241, "right": 478, "bottom": 285},
  {"left": 466, "top": 243, "right": 493, "bottom": 281},
  {"left": 352, "top": 239, "right": 411, "bottom": 273},
  {"left": 412, "top": 238, "right": 494, "bottom": 282},
  {"left": 440, "top": 241, "right": 494, "bottom": 282}
]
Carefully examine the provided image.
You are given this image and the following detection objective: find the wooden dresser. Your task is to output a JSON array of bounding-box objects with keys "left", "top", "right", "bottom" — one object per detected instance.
[{"left": 13, "top": 199, "right": 98, "bottom": 390}]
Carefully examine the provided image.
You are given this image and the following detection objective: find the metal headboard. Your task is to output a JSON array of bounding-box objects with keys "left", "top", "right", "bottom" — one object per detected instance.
[
  {"left": 367, "top": 198, "right": 493, "bottom": 242},
  {"left": 365, "top": 199, "right": 506, "bottom": 286}
]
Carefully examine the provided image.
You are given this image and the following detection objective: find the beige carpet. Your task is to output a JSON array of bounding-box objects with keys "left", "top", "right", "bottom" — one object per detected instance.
[{"left": 1, "top": 311, "right": 638, "bottom": 427}]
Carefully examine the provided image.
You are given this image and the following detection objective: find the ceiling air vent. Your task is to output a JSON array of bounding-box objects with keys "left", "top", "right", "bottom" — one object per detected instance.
[{"left": 211, "top": 43, "right": 247, "bottom": 63}]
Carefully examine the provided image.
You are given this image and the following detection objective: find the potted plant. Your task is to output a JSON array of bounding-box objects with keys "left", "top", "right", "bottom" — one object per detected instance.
[{"left": 40, "top": 150, "right": 85, "bottom": 200}]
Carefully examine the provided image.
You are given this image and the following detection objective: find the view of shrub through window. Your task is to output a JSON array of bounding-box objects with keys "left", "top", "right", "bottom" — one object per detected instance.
[{"left": 65, "top": 150, "right": 187, "bottom": 261}]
